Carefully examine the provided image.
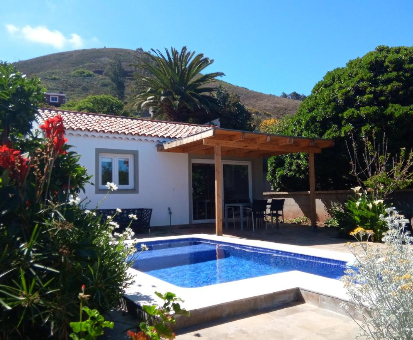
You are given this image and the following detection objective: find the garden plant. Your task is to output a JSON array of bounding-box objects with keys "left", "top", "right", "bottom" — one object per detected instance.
[
  {"left": 343, "top": 208, "right": 413, "bottom": 339},
  {"left": 0, "top": 114, "right": 140, "bottom": 339}
]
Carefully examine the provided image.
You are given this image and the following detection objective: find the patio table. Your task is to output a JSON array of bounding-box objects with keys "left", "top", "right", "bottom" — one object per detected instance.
[{"left": 225, "top": 202, "right": 251, "bottom": 231}]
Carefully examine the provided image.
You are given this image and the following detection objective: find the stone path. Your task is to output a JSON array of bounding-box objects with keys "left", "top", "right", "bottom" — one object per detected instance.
[{"left": 175, "top": 302, "right": 359, "bottom": 340}]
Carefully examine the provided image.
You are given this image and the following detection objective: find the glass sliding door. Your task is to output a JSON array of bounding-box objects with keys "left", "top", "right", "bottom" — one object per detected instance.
[
  {"left": 192, "top": 161, "right": 252, "bottom": 223},
  {"left": 223, "top": 164, "right": 250, "bottom": 202},
  {"left": 192, "top": 163, "right": 215, "bottom": 222}
]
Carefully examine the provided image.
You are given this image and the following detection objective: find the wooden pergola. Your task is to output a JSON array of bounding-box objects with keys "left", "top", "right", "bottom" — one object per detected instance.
[{"left": 157, "top": 128, "right": 334, "bottom": 235}]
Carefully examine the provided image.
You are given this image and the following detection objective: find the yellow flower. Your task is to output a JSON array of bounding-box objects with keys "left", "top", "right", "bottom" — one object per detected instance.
[{"left": 350, "top": 227, "right": 366, "bottom": 236}]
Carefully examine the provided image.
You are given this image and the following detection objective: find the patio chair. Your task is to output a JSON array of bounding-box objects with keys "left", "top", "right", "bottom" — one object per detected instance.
[
  {"left": 269, "top": 199, "right": 285, "bottom": 229},
  {"left": 249, "top": 199, "right": 268, "bottom": 231},
  {"left": 226, "top": 199, "right": 251, "bottom": 229}
]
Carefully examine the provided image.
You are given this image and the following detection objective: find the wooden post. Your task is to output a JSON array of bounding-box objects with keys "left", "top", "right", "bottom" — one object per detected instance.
[
  {"left": 214, "top": 145, "right": 223, "bottom": 235},
  {"left": 309, "top": 153, "right": 316, "bottom": 228}
]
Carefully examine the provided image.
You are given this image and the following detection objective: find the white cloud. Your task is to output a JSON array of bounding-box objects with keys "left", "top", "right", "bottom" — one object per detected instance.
[
  {"left": 6, "top": 24, "right": 19, "bottom": 34},
  {"left": 5, "top": 24, "right": 85, "bottom": 50},
  {"left": 68, "top": 34, "right": 84, "bottom": 49}
]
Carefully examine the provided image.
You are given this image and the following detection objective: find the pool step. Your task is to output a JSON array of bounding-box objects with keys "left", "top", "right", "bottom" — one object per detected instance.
[
  {"left": 133, "top": 247, "right": 230, "bottom": 272},
  {"left": 171, "top": 288, "right": 360, "bottom": 330},
  {"left": 173, "top": 288, "right": 302, "bottom": 330}
]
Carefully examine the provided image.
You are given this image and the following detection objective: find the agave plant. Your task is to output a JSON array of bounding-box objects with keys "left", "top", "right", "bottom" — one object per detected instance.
[{"left": 134, "top": 46, "right": 224, "bottom": 122}]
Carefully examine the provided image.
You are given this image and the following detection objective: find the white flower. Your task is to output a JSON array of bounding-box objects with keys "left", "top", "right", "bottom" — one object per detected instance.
[
  {"left": 141, "top": 244, "right": 149, "bottom": 251},
  {"left": 68, "top": 196, "right": 81, "bottom": 206},
  {"left": 116, "top": 208, "right": 122, "bottom": 213},
  {"left": 374, "top": 200, "right": 384, "bottom": 205},
  {"left": 355, "top": 201, "right": 360, "bottom": 207},
  {"left": 351, "top": 186, "right": 362, "bottom": 193},
  {"left": 106, "top": 182, "right": 118, "bottom": 191},
  {"left": 109, "top": 221, "right": 120, "bottom": 229},
  {"left": 129, "top": 214, "right": 138, "bottom": 220},
  {"left": 367, "top": 203, "right": 373, "bottom": 210},
  {"left": 107, "top": 215, "right": 112, "bottom": 219},
  {"left": 84, "top": 210, "right": 96, "bottom": 216}
]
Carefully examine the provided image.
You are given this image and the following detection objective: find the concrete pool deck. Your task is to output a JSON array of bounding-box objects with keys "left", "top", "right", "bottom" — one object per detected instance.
[
  {"left": 103, "top": 225, "right": 361, "bottom": 340},
  {"left": 124, "top": 233, "right": 357, "bottom": 330}
]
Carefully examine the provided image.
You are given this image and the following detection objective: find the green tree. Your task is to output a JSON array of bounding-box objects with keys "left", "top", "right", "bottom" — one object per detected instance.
[
  {"left": 215, "top": 86, "right": 253, "bottom": 130},
  {"left": 62, "top": 94, "right": 126, "bottom": 116},
  {"left": 134, "top": 46, "right": 224, "bottom": 122},
  {"left": 0, "top": 62, "right": 45, "bottom": 144},
  {"left": 267, "top": 46, "right": 413, "bottom": 191},
  {"left": 104, "top": 57, "right": 126, "bottom": 100}
]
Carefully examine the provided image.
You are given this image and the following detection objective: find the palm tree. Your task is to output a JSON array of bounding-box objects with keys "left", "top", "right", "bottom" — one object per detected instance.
[{"left": 134, "top": 47, "right": 224, "bottom": 122}]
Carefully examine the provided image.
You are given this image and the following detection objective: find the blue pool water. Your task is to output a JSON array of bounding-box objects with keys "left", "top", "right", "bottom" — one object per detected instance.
[{"left": 132, "top": 238, "right": 347, "bottom": 288}]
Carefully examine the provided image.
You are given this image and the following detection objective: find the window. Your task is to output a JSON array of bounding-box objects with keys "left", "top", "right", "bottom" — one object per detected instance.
[
  {"left": 99, "top": 154, "right": 134, "bottom": 189},
  {"left": 95, "top": 149, "right": 139, "bottom": 193},
  {"left": 50, "top": 96, "right": 59, "bottom": 103}
]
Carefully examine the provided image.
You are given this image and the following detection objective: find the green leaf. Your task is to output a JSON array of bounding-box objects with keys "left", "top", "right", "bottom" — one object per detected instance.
[{"left": 142, "top": 304, "right": 157, "bottom": 315}]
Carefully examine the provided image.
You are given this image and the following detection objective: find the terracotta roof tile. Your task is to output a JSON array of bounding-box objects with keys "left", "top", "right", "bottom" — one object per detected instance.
[{"left": 37, "top": 109, "right": 213, "bottom": 139}]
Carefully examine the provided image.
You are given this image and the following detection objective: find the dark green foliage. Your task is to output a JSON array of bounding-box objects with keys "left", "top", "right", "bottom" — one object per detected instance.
[
  {"left": 134, "top": 46, "right": 224, "bottom": 122},
  {"left": 280, "top": 92, "right": 307, "bottom": 101},
  {"left": 104, "top": 57, "right": 125, "bottom": 100},
  {"left": 72, "top": 69, "right": 95, "bottom": 77},
  {"left": 62, "top": 95, "right": 126, "bottom": 116},
  {"left": 268, "top": 46, "right": 413, "bottom": 191},
  {"left": 0, "top": 62, "right": 45, "bottom": 144},
  {"left": 215, "top": 86, "right": 253, "bottom": 130}
]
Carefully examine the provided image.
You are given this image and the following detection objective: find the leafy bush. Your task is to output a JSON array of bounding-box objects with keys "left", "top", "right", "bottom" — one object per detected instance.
[
  {"left": 266, "top": 46, "right": 413, "bottom": 191},
  {"left": 0, "top": 115, "right": 138, "bottom": 339},
  {"left": 343, "top": 210, "right": 413, "bottom": 339},
  {"left": 128, "top": 292, "right": 189, "bottom": 340},
  {"left": 72, "top": 69, "right": 95, "bottom": 77},
  {"left": 332, "top": 187, "right": 388, "bottom": 241},
  {"left": 62, "top": 95, "right": 125, "bottom": 116}
]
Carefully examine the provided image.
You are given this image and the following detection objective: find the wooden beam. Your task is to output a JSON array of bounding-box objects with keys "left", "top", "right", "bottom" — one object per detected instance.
[
  {"left": 309, "top": 153, "right": 316, "bottom": 228},
  {"left": 182, "top": 142, "right": 210, "bottom": 153},
  {"left": 157, "top": 128, "right": 215, "bottom": 151},
  {"left": 203, "top": 139, "right": 322, "bottom": 153},
  {"left": 214, "top": 145, "right": 223, "bottom": 236}
]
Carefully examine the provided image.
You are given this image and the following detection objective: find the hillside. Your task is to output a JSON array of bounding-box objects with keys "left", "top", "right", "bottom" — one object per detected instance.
[{"left": 14, "top": 48, "right": 301, "bottom": 118}]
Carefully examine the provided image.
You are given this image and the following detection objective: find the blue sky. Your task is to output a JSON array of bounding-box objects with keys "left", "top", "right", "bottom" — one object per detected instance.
[{"left": 1, "top": 0, "right": 413, "bottom": 96}]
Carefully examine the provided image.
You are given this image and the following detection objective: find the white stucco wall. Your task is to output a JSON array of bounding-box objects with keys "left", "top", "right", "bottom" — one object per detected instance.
[{"left": 66, "top": 131, "right": 190, "bottom": 227}]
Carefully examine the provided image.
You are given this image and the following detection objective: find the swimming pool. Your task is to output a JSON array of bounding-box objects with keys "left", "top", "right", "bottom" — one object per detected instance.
[{"left": 132, "top": 238, "right": 347, "bottom": 288}]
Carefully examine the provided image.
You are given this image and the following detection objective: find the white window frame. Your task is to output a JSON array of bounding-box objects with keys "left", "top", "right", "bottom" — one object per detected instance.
[
  {"left": 98, "top": 153, "right": 134, "bottom": 190},
  {"left": 50, "top": 96, "right": 59, "bottom": 103}
]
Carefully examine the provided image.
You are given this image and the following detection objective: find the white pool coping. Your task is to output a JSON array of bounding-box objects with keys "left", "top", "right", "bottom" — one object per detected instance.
[{"left": 125, "top": 234, "right": 355, "bottom": 313}]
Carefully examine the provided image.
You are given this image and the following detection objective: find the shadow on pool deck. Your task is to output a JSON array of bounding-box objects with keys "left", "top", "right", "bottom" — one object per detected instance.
[{"left": 134, "top": 223, "right": 353, "bottom": 254}]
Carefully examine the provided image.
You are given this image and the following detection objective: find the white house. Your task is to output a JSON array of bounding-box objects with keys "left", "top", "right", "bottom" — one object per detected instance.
[{"left": 37, "top": 109, "right": 333, "bottom": 233}]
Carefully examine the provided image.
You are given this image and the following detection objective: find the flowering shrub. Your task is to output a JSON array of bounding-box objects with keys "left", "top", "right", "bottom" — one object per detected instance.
[
  {"left": 342, "top": 209, "right": 413, "bottom": 339},
  {"left": 331, "top": 187, "right": 389, "bottom": 241},
  {"left": 0, "top": 115, "right": 138, "bottom": 339}
]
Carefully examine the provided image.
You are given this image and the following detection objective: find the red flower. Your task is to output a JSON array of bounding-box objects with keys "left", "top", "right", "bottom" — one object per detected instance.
[
  {"left": 0, "top": 145, "right": 29, "bottom": 184},
  {"left": 127, "top": 330, "right": 149, "bottom": 340},
  {"left": 40, "top": 115, "right": 68, "bottom": 155}
]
